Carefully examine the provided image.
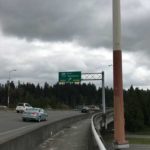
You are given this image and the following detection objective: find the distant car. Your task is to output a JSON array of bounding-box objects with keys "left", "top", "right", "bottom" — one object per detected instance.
[
  {"left": 16, "top": 103, "right": 32, "bottom": 113},
  {"left": 74, "top": 105, "right": 83, "bottom": 111},
  {"left": 81, "top": 106, "right": 89, "bottom": 113},
  {"left": 22, "top": 108, "right": 48, "bottom": 122},
  {"left": 89, "top": 105, "right": 100, "bottom": 111}
]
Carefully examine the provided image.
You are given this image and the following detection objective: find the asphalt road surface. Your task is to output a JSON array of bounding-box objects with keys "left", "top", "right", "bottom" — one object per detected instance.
[
  {"left": 0, "top": 110, "right": 82, "bottom": 142},
  {"left": 38, "top": 118, "right": 91, "bottom": 150}
]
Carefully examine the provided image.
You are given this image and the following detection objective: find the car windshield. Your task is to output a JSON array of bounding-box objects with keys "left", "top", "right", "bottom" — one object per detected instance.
[
  {"left": 18, "top": 103, "right": 23, "bottom": 106},
  {"left": 83, "top": 106, "right": 88, "bottom": 109},
  {"left": 26, "top": 108, "right": 40, "bottom": 112}
]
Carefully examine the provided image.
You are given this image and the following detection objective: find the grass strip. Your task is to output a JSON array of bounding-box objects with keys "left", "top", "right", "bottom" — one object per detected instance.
[{"left": 128, "top": 137, "right": 150, "bottom": 145}]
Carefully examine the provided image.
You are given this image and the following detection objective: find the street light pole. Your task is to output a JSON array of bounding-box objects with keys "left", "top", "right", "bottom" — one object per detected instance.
[
  {"left": 101, "top": 71, "right": 105, "bottom": 114},
  {"left": 7, "top": 69, "right": 16, "bottom": 107}
]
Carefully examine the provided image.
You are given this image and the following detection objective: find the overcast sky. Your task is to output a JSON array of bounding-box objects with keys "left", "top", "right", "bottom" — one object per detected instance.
[{"left": 0, "top": 0, "right": 150, "bottom": 89}]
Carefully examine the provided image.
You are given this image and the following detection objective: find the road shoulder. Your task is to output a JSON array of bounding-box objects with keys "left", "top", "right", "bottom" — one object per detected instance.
[{"left": 38, "top": 118, "right": 91, "bottom": 150}]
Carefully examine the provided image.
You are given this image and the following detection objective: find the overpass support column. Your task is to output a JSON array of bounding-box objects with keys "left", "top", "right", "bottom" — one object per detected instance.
[{"left": 113, "top": 0, "right": 129, "bottom": 149}]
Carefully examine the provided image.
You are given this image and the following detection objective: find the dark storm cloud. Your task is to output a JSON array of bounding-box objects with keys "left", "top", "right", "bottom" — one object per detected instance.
[
  {"left": 0, "top": 0, "right": 112, "bottom": 47},
  {"left": 0, "top": 0, "right": 150, "bottom": 89},
  {"left": 1, "top": 0, "right": 149, "bottom": 50},
  {"left": 121, "top": 0, "right": 150, "bottom": 52},
  {"left": 122, "top": 15, "right": 150, "bottom": 52}
]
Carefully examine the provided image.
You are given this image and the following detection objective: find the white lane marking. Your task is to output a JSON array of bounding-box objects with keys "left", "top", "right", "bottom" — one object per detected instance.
[{"left": 71, "top": 126, "right": 77, "bottom": 129}]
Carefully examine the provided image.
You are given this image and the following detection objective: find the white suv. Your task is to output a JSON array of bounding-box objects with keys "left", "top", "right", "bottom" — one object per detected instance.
[{"left": 16, "top": 103, "right": 32, "bottom": 113}]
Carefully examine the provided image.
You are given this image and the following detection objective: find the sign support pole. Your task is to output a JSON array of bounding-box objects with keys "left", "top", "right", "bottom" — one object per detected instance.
[{"left": 102, "top": 71, "right": 105, "bottom": 114}]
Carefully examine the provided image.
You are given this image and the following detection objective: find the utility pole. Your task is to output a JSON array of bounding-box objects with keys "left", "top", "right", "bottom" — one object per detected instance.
[
  {"left": 113, "top": 0, "right": 129, "bottom": 149},
  {"left": 102, "top": 71, "right": 107, "bottom": 130},
  {"left": 102, "top": 71, "right": 106, "bottom": 114},
  {"left": 7, "top": 69, "right": 16, "bottom": 107}
]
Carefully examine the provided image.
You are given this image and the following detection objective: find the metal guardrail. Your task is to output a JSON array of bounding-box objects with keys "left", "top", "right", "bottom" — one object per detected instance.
[
  {"left": 91, "top": 113, "right": 106, "bottom": 150},
  {"left": 91, "top": 110, "right": 114, "bottom": 150}
]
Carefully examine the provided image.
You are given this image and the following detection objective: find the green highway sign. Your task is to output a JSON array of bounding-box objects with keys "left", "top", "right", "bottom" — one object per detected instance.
[{"left": 59, "top": 71, "right": 81, "bottom": 83}]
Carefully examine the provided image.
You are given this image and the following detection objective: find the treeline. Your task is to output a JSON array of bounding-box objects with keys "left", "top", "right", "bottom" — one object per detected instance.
[
  {"left": 124, "top": 86, "right": 150, "bottom": 132},
  {"left": 0, "top": 81, "right": 113, "bottom": 109},
  {"left": 0, "top": 81, "right": 150, "bottom": 132}
]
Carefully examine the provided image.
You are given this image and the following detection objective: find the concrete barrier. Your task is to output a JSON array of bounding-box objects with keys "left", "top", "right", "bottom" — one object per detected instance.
[
  {"left": 0, "top": 113, "right": 90, "bottom": 150},
  {"left": 89, "top": 113, "right": 106, "bottom": 150},
  {"left": 89, "top": 110, "right": 114, "bottom": 150},
  {"left": 0, "top": 105, "right": 8, "bottom": 111}
]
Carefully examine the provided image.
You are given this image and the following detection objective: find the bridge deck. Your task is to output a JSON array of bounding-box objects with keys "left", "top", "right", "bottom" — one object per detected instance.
[{"left": 38, "top": 118, "right": 91, "bottom": 150}]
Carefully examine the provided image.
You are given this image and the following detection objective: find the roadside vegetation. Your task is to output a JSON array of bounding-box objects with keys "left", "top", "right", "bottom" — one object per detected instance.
[
  {"left": 0, "top": 82, "right": 150, "bottom": 132},
  {"left": 127, "top": 137, "right": 150, "bottom": 144},
  {"left": 0, "top": 81, "right": 111, "bottom": 109}
]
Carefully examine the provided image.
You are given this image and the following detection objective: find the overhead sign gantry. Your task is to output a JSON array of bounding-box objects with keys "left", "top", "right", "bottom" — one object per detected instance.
[{"left": 58, "top": 71, "right": 106, "bottom": 115}]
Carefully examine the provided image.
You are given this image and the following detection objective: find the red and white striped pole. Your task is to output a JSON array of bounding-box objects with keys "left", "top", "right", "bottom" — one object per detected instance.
[{"left": 113, "top": 0, "right": 129, "bottom": 148}]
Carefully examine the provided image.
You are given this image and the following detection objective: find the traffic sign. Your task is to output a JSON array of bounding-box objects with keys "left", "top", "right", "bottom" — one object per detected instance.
[{"left": 59, "top": 71, "right": 81, "bottom": 83}]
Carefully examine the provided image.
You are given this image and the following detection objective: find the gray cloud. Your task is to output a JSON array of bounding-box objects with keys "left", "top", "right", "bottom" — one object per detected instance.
[
  {"left": 0, "top": 0, "right": 150, "bottom": 89},
  {"left": 0, "top": 0, "right": 112, "bottom": 48},
  {"left": 0, "top": 0, "right": 149, "bottom": 52},
  {"left": 121, "top": 0, "right": 150, "bottom": 52},
  {"left": 0, "top": 0, "right": 149, "bottom": 51}
]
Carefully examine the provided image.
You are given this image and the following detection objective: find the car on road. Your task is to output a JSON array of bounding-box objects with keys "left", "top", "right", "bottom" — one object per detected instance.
[
  {"left": 81, "top": 106, "right": 89, "bottom": 113},
  {"left": 22, "top": 108, "right": 48, "bottom": 122},
  {"left": 16, "top": 103, "right": 32, "bottom": 113},
  {"left": 88, "top": 105, "right": 100, "bottom": 111}
]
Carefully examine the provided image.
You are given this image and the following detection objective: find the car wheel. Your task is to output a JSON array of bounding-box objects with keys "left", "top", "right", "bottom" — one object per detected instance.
[
  {"left": 38, "top": 116, "right": 41, "bottom": 122},
  {"left": 45, "top": 117, "right": 48, "bottom": 121},
  {"left": 22, "top": 118, "right": 26, "bottom": 122}
]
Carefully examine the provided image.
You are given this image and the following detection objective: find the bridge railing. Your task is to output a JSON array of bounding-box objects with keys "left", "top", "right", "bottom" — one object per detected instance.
[
  {"left": 91, "top": 113, "right": 107, "bottom": 150},
  {"left": 91, "top": 109, "right": 114, "bottom": 150}
]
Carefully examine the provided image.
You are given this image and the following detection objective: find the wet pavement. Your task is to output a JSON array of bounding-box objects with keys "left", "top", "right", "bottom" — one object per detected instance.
[
  {"left": 38, "top": 118, "right": 150, "bottom": 150},
  {"left": 38, "top": 119, "right": 91, "bottom": 150}
]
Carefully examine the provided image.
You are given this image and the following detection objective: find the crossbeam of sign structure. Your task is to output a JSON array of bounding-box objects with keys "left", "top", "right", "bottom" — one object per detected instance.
[{"left": 81, "top": 72, "right": 102, "bottom": 81}]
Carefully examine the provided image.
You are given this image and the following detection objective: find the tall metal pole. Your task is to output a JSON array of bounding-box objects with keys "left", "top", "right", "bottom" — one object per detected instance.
[
  {"left": 7, "top": 72, "right": 10, "bottom": 107},
  {"left": 7, "top": 70, "right": 16, "bottom": 107},
  {"left": 102, "top": 71, "right": 105, "bottom": 114},
  {"left": 113, "top": 0, "right": 129, "bottom": 148},
  {"left": 102, "top": 71, "right": 107, "bottom": 130},
  {"left": 101, "top": 65, "right": 112, "bottom": 115}
]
